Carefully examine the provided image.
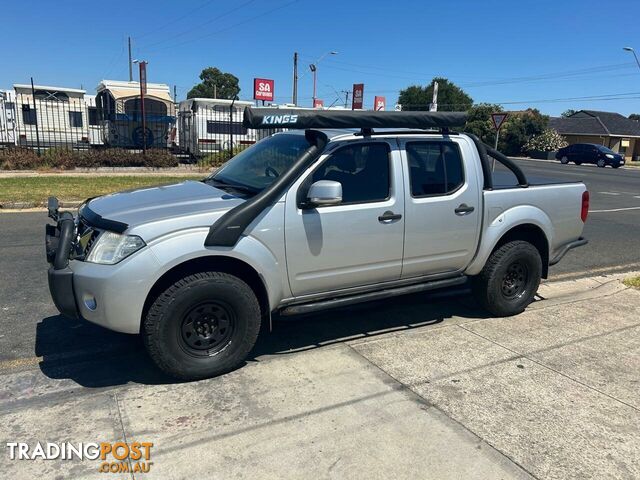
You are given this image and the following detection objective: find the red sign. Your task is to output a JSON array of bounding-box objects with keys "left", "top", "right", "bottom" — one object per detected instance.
[
  {"left": 491, "top": 112, "right": 508, "bottom": 130},
  {"left": 374, "top": 96, "right": 386, "bottom": 111},
  {"left": 313, "top": 99, "right": 324, "bottom": 108},
  {"left": 253, "top": 78, "right": 274, "bottom": 101},
  {"left": 352, "top": 83, "right": 364, "bottom": 110}
]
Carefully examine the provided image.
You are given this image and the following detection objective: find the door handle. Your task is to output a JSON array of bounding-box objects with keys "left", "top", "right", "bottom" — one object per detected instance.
[
  {"left": 378, "top": 211, "right": 402, "bottom": 222},
  {"left": 454, "top": 204, "right": 475, "bottom": 215}
]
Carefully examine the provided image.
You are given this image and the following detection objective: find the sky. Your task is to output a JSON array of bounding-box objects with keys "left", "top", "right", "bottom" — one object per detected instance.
[{"left": 2, "top": 0, "right": 640, "bottom": 116}]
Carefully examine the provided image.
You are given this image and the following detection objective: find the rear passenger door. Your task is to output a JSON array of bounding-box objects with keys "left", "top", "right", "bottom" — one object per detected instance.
[{"left": 399, "top": 138, "right": 481, "bottom": 278}]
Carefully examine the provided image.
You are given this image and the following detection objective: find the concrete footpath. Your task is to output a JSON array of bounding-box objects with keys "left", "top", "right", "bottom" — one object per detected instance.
[{"left": 1, "top": 273, "right": 639, "bottom": 479}]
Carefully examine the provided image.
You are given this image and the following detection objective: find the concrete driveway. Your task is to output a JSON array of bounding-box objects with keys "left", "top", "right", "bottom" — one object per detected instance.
[{"left": 1, "top": 274, "right": 639, "bottom": 479}]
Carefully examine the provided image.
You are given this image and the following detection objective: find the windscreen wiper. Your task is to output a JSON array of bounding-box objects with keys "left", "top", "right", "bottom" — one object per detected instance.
[{"left": 204, "top": 178, "right": 259, "bottom": 195}]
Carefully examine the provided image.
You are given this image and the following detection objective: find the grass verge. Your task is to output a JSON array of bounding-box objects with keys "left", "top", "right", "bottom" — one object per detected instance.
[
  {"left": 622, "top": 275, "right": 640, "bottom": 289},
  {"left": 0, "top": 175, "right": 203, "bottom": 206}
]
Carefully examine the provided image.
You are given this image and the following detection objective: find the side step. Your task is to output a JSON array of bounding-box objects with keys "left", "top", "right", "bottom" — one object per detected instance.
[{"left": 279, "top": 275, "right": 467, "bottom": 316}]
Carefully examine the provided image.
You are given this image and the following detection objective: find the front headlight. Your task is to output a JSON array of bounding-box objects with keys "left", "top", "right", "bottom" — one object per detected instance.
[
  {"left": 605, "top": 154, "right": 614, "bottom": 159},
  {"left": 85, "top": 231, "right": 146, "bottom": 265}
]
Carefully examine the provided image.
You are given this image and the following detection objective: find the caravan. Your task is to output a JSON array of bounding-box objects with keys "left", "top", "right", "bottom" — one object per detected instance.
[
  {"left": 178, "top": 98, "right": 256, "bottom": 157},
  {"left": 95, "top": 80, "right": 176, "bottom": 149}
]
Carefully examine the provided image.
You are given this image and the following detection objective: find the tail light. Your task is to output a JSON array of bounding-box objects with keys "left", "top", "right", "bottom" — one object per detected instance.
[{"left": 581, "top": 191, "right": 589, "bottom": 222}]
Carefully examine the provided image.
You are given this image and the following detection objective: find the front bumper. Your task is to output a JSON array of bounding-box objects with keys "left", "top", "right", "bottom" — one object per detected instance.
[
  {"left": 47, "top": 266, "right": 80, "bottom": 319},
  {"left": 45, "top": 198, "right": 159, "bottom": 334}
]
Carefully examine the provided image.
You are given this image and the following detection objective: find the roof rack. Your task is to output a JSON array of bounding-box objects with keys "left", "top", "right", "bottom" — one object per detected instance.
[{"left": 242, "top": 107, "right": 467, "bottom": 130}]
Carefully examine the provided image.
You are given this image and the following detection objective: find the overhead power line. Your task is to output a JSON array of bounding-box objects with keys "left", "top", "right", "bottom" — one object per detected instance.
[{"left": 142, "top": 0, "right": 301, "bottom": 54}]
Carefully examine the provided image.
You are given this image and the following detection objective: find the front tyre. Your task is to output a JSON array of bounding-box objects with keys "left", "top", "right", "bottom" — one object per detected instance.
[
  {"left": 472, "top": 241, "right": 542, "bottom": 317},
  {"left": 597, "top": 158, "right": 606, "bottom": 168},
  {"left": 143, "top": 272, "right": 261, "bottom": 380}
]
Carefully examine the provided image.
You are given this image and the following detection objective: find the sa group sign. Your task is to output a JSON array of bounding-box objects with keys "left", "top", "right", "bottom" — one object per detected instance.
[
  {"left": 374, "top": 96, "right": 386, "bottom": 111},
  {"left": 253, "top": 78, "right": 274, "bottom": 102},
  {"left": 352, "top": 83, "right": 364, "bottom": 110}
]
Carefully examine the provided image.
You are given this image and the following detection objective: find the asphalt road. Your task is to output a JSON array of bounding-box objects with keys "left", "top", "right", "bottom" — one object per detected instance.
[{"left": 0, "top": 160, "right": 638, "bottom": 372}]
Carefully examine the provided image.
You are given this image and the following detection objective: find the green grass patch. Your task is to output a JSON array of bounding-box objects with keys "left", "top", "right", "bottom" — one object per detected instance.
[
  {"left": 622, "top": 275, "right": 640, "bottom": 289},
  {"left": 0, "top": 175, "right": 203, "bottom": 205}
]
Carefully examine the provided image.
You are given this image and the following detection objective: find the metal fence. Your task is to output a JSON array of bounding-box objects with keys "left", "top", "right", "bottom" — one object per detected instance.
[{"left": 0, "top": 92, "right": 283, "bottom": 162}]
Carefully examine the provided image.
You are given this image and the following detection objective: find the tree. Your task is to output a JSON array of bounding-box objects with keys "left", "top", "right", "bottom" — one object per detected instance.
[
  {"left": 561, "top": 109, "right": 577, "bottom": 117},
  {"left": 397, "top": 77, "right": 473, "bottom": 112},
  {"left": 187, "top": 67, "right": 240, "bottom": 99},
  {"left": 465, "top": 103, "right": 504, "bottom": 145},
  {"left": 629, "top": 113, "right": 640, "bottom": 121},
  {"left": 499, "top": 109, "right": 549, "bottom": 156}
]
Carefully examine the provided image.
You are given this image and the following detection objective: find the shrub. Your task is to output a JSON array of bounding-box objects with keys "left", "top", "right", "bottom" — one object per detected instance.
[
  {"left": 1, "top": 147, "right": 179, "bottom": 170},
  {"left": 0, "top": 148, "right": 41, "bottom": 170},
  {"left": 523, "top": 129, "right": 568, "bottom": 153}
]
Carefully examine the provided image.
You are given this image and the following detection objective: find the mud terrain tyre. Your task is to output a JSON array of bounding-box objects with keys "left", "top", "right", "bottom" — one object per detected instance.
[
  {"left": 143, "top": 272, "right": 261, "bottom": 380},
  {"left": 472, "top": 240, "right": 542, "bottom": 317}
]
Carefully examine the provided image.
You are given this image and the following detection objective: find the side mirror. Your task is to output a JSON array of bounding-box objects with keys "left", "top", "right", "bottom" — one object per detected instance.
[{"left": 306, "top": 180, "right": 342, "bottom": 207}]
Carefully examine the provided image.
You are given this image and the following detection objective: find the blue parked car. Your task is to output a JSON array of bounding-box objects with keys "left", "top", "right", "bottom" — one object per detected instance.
[{"left": 556, "top": 143, "right": 625, "bottom": 168}]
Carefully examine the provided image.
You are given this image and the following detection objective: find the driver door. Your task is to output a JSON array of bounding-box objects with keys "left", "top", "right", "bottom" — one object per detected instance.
[{"left": 284, "top": 141, "right": 405, "bottom": 297}]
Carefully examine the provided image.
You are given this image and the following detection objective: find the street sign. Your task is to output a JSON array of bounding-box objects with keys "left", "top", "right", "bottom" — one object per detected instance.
[
  {"left": 352, "top": 83, "right": 364, "bottom": 110},
  {"left": 313, "top": 98, "right": 324, "bottom": 108},
  {"left": 374, "top": 96, "right": 386, "bottom": 111},
  {"left": 491, "top": 112, "right": 508, "bottom": 131},
  {"left": 253, "top": 78, "right": 274, "bottom": 102},
  {"left": 394, "top": 104, "right": 402, "bottom": 111}
]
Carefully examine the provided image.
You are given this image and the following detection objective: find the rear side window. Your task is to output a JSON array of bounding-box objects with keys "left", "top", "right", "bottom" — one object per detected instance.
[{"left": 406, "top": 142, "right": 464, "bottom": 196}]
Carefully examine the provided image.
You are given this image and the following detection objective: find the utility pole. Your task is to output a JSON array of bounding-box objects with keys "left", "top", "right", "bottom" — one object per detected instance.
[
  {"left": 173, "top": 85, "right": 177, "bottom": 102},
  {"left": 128, "top": 37, "right": 133, "bottom": 82},
  {"left": 342, "top": 90, "right": 350, "bottom": 108},
  {"left": 214, "top": 84, "right": 217, "bottom": 99},
  {"left": 292, "top": 52, "right": 298, "bottom": 105},
  {"left": 30, "top": 77, "right": 41, "bottom": 156}
]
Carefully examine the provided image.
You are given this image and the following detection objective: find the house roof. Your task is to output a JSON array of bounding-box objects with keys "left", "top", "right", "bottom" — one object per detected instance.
[{"left": 549, "top": 110, "right": 640, "bottom": 137}]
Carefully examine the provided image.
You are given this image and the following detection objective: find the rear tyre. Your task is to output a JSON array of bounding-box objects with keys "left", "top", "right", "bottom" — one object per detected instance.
[
  {"left": 597, "top": 158, "right": 606, "bottom": 168},
  {"left": 472, "top": 241, "right": 542, "bottom": 317},
  {"left": 143, "top": 272, "right": 261, "bottom": 380},
  {"left": 560, "top": 156, "right": 569, "bottom": 164},
  {"left": 612, "top": 162, "right": 621, "bottom": 169}
]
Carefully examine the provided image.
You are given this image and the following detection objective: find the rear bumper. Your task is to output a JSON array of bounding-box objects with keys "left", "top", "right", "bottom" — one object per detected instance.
[{"left": 549, "top": 237, "right": 588, "bottom": 266}]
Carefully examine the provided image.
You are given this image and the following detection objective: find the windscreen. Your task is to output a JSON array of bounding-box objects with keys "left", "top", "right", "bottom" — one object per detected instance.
[{"left": 209, "top": 133, "right": 312, "bottom": 191}]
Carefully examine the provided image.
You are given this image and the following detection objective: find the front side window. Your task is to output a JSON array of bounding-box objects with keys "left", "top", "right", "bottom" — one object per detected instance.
[
  {"left": 312, "top": 142, "right": 391, "bottom": 204},
  {"left": 406, "top": 142, "right": 464, "bottom": 196},
  {"left": 68, "top": 111, "right": 83, "bottom": 128}
]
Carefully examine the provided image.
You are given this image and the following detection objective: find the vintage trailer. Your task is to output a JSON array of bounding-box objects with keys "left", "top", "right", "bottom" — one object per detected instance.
[{"left": 95, "top": 80, "right": 176, "bottom": 149}]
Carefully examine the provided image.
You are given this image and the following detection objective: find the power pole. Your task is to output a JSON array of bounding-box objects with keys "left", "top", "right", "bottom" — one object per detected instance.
[
  {"left": 342, "top": 90, "right": 350, "bottom": 108},
  {"left": 128, "top": 37, "right": 133, "bottom": 82},
  {"left": 173, "top": 85, "right": 177, "bottom": 102},
  {"left": 30, "top": 77, "right": 41, "bottom": 156},
  {"left": 292, "top": 52, "right": 298, "bottom": 105}
]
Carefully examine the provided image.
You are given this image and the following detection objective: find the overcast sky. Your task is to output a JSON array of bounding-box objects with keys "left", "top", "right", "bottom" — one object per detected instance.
[{"left": 2, "top": 0, "right": 640, "bottom": 116}]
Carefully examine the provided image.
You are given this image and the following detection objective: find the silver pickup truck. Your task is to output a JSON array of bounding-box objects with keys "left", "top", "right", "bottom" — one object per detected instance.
[{"left": 45, "top": 109, "right": 588, "bottom": 380}]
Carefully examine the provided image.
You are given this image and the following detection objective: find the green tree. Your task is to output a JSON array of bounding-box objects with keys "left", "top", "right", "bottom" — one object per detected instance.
[
  {"left": 397, "top": 78, "right": 473, "bottom": 112},
  {"left": 465, "top": 103, "right": 504, "bottom": 145},
  {"left": 187, "top": 67, "right": 240, "bottom": 99},
  {"left": 629, "top": 113, "right": 640, "bottom": 121},
  {"left": 499, "top": 109, "right": 549, "bottom": 156},
  {"left": 561, "top": 109, "right": 577, "bottom": 117}
]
